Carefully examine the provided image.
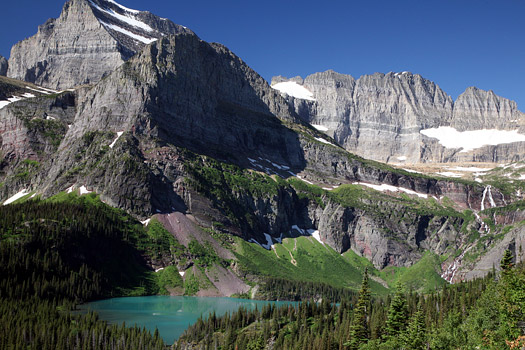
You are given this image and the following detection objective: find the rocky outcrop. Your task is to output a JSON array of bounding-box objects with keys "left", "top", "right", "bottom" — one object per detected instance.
[
  {"left": 7, "top": 0, "right": 192, "bottom": 90},
  {"left": 312, "top": 199, "right": 465, "bottom": 269},
  {"left": 459, "top": 224, "right": 525, "bottom": 281},
  {"left": 0, "top": 56, "right": 7, "bottom": 76},
  {"left": 0, "top": 88, "right": 76, "bottom": 200},
  {"left": 272, "top": 71, "right": 525, "bottom": 164}
]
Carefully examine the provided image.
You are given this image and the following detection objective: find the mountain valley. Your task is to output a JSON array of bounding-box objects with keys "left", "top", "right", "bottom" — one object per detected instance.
[{"left": 1, "top": 0, "right": 525, "bottom": 349}]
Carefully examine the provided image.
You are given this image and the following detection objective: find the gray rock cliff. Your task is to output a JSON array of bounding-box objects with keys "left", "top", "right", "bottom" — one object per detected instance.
[
  {"left": 0, "top": 56, "right": 7, "bottom": 76},
  {"left": 7, "top": 0, "right": 192, "bottom": 90},
  {"left": 273, "top": 71, "right": 525, "bottom": 163},
  {"left": 451, "top": 86, "right": 523, "bottom": 131}
]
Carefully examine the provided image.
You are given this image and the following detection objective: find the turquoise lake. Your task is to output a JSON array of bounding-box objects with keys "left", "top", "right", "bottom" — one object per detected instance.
[{"left": 78, "top": 296, "right": 297, "bottom": 344}]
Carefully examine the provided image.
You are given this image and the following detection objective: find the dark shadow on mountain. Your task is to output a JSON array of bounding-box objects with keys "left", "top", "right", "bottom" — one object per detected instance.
[{"left": 141, "top": 34, "right": 307, "bottom": 174}]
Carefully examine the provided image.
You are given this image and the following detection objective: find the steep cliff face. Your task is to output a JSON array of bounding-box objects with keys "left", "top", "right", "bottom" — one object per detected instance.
[
  {"left": 0, "top": 56, "right": 7, "bottom": 76},
  {"left": 273, "top": 71, "right": 525, "bottom": 163},
  {"left": 34, "top": 33, "right": 304, "bottom": 216},
  {"left": 451, "top": 86, "right": 523, "bottom": 131},
  {"left": 0, "top": 78, "right": 76, "bottom": 199},
  {"left": 7, "top": 0, "right": 192, "bottom": 90}
]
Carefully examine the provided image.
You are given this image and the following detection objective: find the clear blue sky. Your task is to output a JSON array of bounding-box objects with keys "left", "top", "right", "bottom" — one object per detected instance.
[{"left": 1, "top": 0, "right": 523, "bottom": 108}]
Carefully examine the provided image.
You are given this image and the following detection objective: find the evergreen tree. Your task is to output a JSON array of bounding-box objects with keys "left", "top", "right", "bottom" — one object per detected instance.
[
  {"left": 500, "top": 249, "right": 514, "bottom": 271},
  {"left": 385, "top": 282, "right": 408, "bottom": 338},
  {"left": 347, "top": 268, "right": 371, "bottom": 349},
  {"left": 402, "top": 305, "right": 426, "bottom": 350}
]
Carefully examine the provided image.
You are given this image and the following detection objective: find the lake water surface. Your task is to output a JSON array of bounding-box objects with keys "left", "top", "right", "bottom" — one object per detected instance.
[{"left": 79, "top": 296, "right": 297, "bottom": 344}]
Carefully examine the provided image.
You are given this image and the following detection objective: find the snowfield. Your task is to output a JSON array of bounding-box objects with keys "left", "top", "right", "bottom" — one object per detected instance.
[
  {"left": 100, "top": 21, "right": 157, "bottom": 44},
  {"left": 420, "top": 127, "right": 525, "bottom": 152},
  {"left": 271, "top": 82, "right": 316, "bottom": 101},
  {"left": 89, "top": 0, "right": 153, "bottom": 32},
  {"left": 353, "top": 182, "right": 428, "bottom": 198},
  {"left": 312, "top": 124, "right": 329, "bottom": 132},
  {"left": 3, "top": 189, "right": 30, "bottom": 205}
]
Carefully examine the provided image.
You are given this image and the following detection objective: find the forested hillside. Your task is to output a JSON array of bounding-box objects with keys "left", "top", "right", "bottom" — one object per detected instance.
[
  {"left": 0, "top": 197, "right": 167, "bottom": 349},
  {"left": 176, "top": 257, "right": 525, "bottom": 350}
]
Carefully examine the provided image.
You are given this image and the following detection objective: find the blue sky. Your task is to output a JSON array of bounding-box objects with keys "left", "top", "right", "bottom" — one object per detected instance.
[{"left": 1, "top": 0, "right": 523, "bottom": 108}]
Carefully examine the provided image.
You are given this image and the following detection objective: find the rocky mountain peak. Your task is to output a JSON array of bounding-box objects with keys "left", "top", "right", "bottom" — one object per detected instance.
[
  {"left": 86, "top": 0, "right": 192, "bottom": 54},
  {"left": 272, "top": 70, "right": 525, "bottom": 163},
  {"left": 0, "top": 55, "right": 7, "bottom": 76},
  {"left": 7, "top": 0, "right": 193, "bottom": 90},
  {"left": 451, "top": 86, "right": 523, "bottom": 131}
]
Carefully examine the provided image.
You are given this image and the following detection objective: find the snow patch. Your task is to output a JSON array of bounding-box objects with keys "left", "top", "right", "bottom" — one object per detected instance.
[
  {"left": 107, "top": 0, "right": 140, "bottom": 13},
  {"left": 272, "top": 82, "right": 315, "bottom": 101},
  {"left": 3, "top": 189, "right": 30, "bottom": 205},
  {"left": 297, "top": 175, "right": 313, "bottom": 185},
  {"left": 397, "top": 156, "right": 407, "bottom": 161},
  {"left": 312, "top": 124, "right": 329, "bottom": 132},
  {"left": 155, "top": 268, "right": 164, "bottom": 272},
  {"left": 0, "top": 95, "right": 27, "bottom": 110},
  {"left": 354, "top": 182, "right": 428, "bottom": 198},
  {"left": 314, "top": 137, "right": 336, "bottom": 146},
  {"left": 109, "top": 131, "right": 124, "bottom": 148},
  {"left": 436, "top": 172, "right": 463, "bottom": 178},
  {"left": 308, "top": 229, "right": 324, "bottom": 245},
  {"left": 0, "top": 101, "right": 12, "bottom": 109},
  {"left": 100, "top": 21, "right": 157, "bottom": 44},
  {"left": 141, "top": 219, "right": 151, "bottom": 226},
  {"left": 90, "top": 0, "right": 153, "bottom": 32},
  {"left": 79, "top": 186, "right": 92, "bottom": 195},
  {"left": 402, "top": 168, "right": 422, "bottom": 174},
  {"left": 179, "top": 271, "right": 185, "bottom": 277},
  {"left": 420, "top": 127, "right": 525, "bottom": 152},
  {"left": 448, "top": 166, "right": 492, "bottom": 172},
  {"left": 26, "top": 87, "right": 51, "bottom": 95}
]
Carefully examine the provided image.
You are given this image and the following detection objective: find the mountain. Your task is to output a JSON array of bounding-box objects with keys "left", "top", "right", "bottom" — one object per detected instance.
[
  {"left": 0, "top": 55, "right": 7, "bottom": 76},
  {"left": 272, "top": 71, "right": 525, "bottom": 164},
  {"left": 1, "top": 0, "right": 524, "bottom": 300},
  {"left": 7, "top": 0, "right": 192, "bottom": 90},
  {"left": 1, "top": 30, "right": 519, "bottom": 287}
]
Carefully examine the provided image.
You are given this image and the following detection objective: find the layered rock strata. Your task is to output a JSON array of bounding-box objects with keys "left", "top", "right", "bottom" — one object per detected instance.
[
  {"left": 272, "top": 71, "right": 525, "bottom": 163},
  {"left": 7, "top": 0, "right": 192, "bottom": 90}
]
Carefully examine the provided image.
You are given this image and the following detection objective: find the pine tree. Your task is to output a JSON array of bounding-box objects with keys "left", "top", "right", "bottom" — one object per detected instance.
[
  {"left": 385, "top": 282, "right": 408, "bottom": 338},
  {"left": 347, "top": 268, "right": 371, "bottom": 349},
  {"left": 402, "top": 305, "right": 426, "bottom": 350},
  {"left": 500, "top": 249, "right": 514, "bottom": 271}
]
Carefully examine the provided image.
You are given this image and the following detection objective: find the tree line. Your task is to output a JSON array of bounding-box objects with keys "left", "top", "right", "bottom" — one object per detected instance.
[
  {"left": 0, "top": 199, "right": 166, "bottom": 349},
  {"left": 175, "top": 252, "right": 524, "bottom": 349}
]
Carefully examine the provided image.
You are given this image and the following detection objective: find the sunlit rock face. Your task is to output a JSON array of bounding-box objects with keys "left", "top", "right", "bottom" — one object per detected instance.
[
  {"left": 7, "top": 0, "right": 192, "bottom": 90},
  {"left": 273, "top": 71, "right": 525, "bottom": 163}
]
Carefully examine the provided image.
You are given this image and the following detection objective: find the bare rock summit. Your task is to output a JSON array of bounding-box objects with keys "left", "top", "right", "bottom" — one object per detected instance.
[
  {"left": 273, "top": 71, "right": 525, "bottom": 163},
  {"left": 7, "top": 0, "right": 193, "bottom": 90}
]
